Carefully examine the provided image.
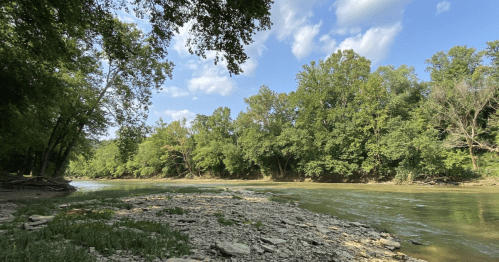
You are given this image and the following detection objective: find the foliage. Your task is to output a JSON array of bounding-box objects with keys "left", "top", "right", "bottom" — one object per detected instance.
[{"left": 67, "top": 42, "right": 499, "bottom": 182}]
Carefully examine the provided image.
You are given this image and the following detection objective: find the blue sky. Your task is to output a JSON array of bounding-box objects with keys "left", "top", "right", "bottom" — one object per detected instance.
[{"left": 115, "top": 0, "right": 499, "bottom": 132}]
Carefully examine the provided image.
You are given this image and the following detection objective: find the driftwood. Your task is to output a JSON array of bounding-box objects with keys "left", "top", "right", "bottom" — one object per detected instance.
[{"left": 0, "top": 175, "right": 75, "bottom": 192}]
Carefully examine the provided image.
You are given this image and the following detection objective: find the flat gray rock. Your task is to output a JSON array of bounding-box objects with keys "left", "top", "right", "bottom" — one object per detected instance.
[
  {"left": 261, "top": 237, "right": 286, "bottom": 245},
  {"left": 215, "top": 241, "right": 250, "bottom": 256}
]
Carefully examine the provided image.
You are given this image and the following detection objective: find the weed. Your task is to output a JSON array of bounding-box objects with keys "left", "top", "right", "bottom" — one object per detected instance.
[
  {"left": 217, "top": 218, "right": 235, "bottom": 226},
  {"left": 254, "top": 220, "right": 264, "bottom": 229},
  {"left": 156, "top": 207, "right": 187, "bottom": 216},
  {"left": 213, "top": 212, "right": 225, "bottom": 218},
  {"left": 55, "top": 209, "right": 115, "bottom": 221}
]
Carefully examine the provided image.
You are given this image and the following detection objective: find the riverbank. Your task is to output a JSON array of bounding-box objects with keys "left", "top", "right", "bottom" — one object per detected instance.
[
  {"left": 67, "top": 175, "right": 499, "bottom": 187},
  {"left": 0, "top": 187, "right": 426, "bottom": 262}
]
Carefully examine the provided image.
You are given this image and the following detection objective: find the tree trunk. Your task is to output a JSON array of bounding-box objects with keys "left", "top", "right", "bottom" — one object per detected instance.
[
  {"left": 40, "top": 116, "right": 62, "bottom": 177},
  {"left": 276, "top": 155, "right": 284, "bottom": 178},
  {"left": 53, "top": 122, "right": 85, "bottom": 178},
  {"left": 469, "top": 142, "right": 479, "bottom": 171}
]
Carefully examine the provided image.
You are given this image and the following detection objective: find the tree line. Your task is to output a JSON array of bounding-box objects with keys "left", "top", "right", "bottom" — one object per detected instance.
[{"left": 68, "top": 42, "right": 499, "bottom": 181}]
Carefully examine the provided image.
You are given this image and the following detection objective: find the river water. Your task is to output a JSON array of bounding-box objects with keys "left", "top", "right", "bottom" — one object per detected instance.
[{"left": 70, "top": 180, "right": 499, "bottom": 262}]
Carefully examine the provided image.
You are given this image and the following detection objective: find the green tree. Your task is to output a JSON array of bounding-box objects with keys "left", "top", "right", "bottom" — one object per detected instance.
[
  {"left": 192, "top": 107, "right": 237, "bottom": 176},
  {"left": 237, "top": 86, "right": 296, "bottom": 177},
  {"left": 292, "top": 50, "right": 371, "bottom": 178}
]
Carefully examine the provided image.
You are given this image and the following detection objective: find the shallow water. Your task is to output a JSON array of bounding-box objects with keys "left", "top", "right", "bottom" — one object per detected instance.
[{"left": 70, "top": 180, "right": 499, "bottom": 262}]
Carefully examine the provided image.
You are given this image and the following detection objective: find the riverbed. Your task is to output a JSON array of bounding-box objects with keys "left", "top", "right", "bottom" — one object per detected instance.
[{"left": 70, "top": 180, "right": 499, "bottom": 262}]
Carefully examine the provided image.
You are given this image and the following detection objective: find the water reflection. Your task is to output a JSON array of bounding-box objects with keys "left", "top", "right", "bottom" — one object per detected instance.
[{"left": 70, "top": 180, "right": 499, "bottom": 262}]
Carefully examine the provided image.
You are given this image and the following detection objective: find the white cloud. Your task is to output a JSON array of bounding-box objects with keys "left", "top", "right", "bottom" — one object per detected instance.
[
  {"left": 187, "top": 65, "right": 235, "bottom": 96},
  {"left": 172, "top": 21, "right": 194, "bottom": 57},
  {"left": 161, "top": 86, "right": 189, "bottom": 98},
  {"left": 272, "top": 0, "right": 318, "bottom": 40},
  {"left": 334, "top": 0, "right": 412, "bottom": 27},
  {"left": 269, "top": 0, "right": 324, "bottom": 59},
  {"left": 292, "top": 22, "right": 322, "bottom": 59},
  {"left": 319, "top": 34, "right": 337, "bottom": 54},
  {"left": 163, "top": 109, "right": 196, "bottom": 123},
  {"left": 335, "top": 22, "right": 403, "bottom": 64},
  {"left": 436, "top": 1, "right": 451, "bottom": 15},
  {"left": 192, "top": 96, "right": 198, "bottom": 101}
]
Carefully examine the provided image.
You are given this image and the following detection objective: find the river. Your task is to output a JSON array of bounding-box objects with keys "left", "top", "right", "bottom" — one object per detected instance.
[{"left": 70, "top": 180, "right": 499, "bottom": 262}]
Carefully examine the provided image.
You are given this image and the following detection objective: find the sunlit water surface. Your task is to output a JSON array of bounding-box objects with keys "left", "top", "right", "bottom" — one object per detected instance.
[{"left": 70, "top": 180, "right": 499, "bottom": 262}]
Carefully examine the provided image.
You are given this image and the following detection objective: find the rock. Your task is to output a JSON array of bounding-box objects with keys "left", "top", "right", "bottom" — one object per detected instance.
[
  {"left": 178, "top": 218, "right": 197, "bottom": 223},
  {"left": 21, "top": 188, "right": 426, "bottom": 262},
  {"left": 301, "top": 237, "right": 320, "bottom": 245},
  {"left": 252, "top": 245, "right": 264, "bottom": 255},
  {"left": 166, "top": 259, "right": 201, "bottom": 262},
  {"left": 409, "top": 239, "right": 423, "bottom": 245},
  {"left": 260, "top": 237, "right": 286, "bottom": 245},
  {"left": 380, "top": 238, "right": 401, "bottom": 249},
  {"left": 215, "top": 241, "right": 250, "bottom": 256},
  {"left": 0, "top": 215, "right": 15, "bottom": 224},
  {"left": 261, "top": 245, "right": 276, "bottom": 253},
  {"left": 281, "top": 218, "right": 294, "bottom": 225},
  {"left": 29, "top": 215, "right": 54, "bottom": 221},
  {"left": 316, "top": 225, "right": 330, "bottom": 234}
]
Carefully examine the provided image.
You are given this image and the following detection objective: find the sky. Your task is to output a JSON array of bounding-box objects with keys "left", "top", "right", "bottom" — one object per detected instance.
[{"left": 115, "top": 0, "right": 499, "bottom": 132}]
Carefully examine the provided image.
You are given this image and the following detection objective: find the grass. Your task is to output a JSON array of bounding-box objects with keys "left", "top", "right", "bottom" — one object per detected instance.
[
  {"left": 0, "top": 187, "right": 225, "bottom": 261},
  {"left": 254, "top": 220, "right": 264, "bottom": 229},
  {"left": 156, "top": 207, "right": 188, "bottom": 216},
  {"left": 213, "top": 211, "right": 225, "bottom": 218},
  {"left": 0, "top": 216, "right": 191, "bottom": 262},
  {"left": 217, "top": 217, "right": 235, "bottom": 226},
  {"left": 212, "top": 212, "right": 235, "bottom": 226},
  {"left": 232, "top": 195, "right": 243, "bottom": 199}
]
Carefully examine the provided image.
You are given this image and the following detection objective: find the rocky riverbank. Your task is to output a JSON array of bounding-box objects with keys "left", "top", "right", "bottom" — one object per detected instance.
[{"left": 1, "top": 188, "right": 426, "bottom": 262}]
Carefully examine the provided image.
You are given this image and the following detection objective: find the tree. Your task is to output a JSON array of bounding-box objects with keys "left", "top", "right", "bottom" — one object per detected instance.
[
  {"left": 236, "top": 86, "right": 295, "bottom": 176},
  {"left": 291, "top": 49, "right": 371, "bottom": 177},
  {"left": 429, "top": 79, "right": 499, "bottom": 170},
  {"left": 161, "top": 119, "right": 195, "bottom": 176},
  {"left": 192, "top": 107, "right": 236, "bottom": 176},
  {"left": 1, "top": 0, "right": 274, "bottom": 177}
]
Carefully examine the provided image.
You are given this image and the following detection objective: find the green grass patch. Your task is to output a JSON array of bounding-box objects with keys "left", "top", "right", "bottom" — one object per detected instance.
[
  {"left": 39, "top": 218, "right": 190, "bottom": 260},
  {"left": 217, "top": 217, "right": 235, "bottom": 226},
  {"left": 213, "top": 211, "right": 225, "bottom": 218},
  {"left": 254, "top": 220, "right": 264, "bottom": 229},
  {"left": 156, "top": 207, "right": 188, "bottom": 216},
  {"left": 55, "top": 208, "right": 115, "bottom": 221},
  {"left": 0, "top": 231, "right": 97, "bottom": 262},
  {"left": 1, "top": 186, "right": 217, "bottom": 262},
  {"left": 232, "top": 195, "right": 243, "bottom": 200}
]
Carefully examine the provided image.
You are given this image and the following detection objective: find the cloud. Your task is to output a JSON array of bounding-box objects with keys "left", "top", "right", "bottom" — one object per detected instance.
[
  {"left": 270, "top": 0, "right": 323, "bottom": 59},
  {"left": 319, "top": 34, "right": 337, "bottom": 54},
  {"left": 292, "top": 23, "right": 322, "bottom": 59},
  {"left": 335, "top": 22, "right": 403, "bottom": 64},
  {"left": 172, "top": 21, "right": 194, "bottom": 57},
  {"left": 436, "top": 1, "right": 451, "bottom": 15},
  {"left": 161, "top": 86, "right": 189, "bottom": 98},
  {"left": 334, "top": 0, "right": 412, "bottom": 27},
  {"left": 272, "top": 0, "right": 318, "bottom": 40},
  {"left": 187, "top": 65, "right": 235, "bottom": 96},
  {"left": 163, "top": 109, "right": 196, "bottom": 124}
]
